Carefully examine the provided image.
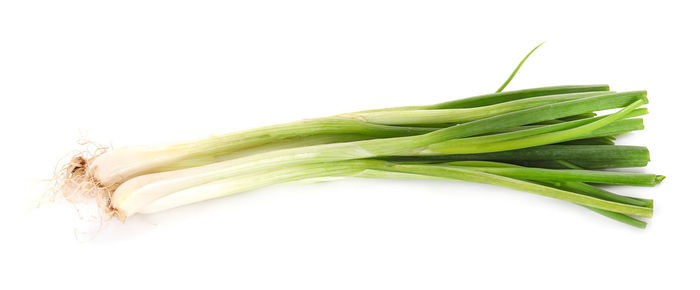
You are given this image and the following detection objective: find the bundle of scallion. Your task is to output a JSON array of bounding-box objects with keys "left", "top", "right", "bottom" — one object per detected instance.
[{"left": 53, "top": 45, "right": 663, "bottom": 228}]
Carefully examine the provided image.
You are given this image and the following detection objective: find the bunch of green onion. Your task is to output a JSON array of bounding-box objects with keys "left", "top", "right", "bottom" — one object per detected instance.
[{"left": 57, "top": 45, "right": 663, "bottom": 228}]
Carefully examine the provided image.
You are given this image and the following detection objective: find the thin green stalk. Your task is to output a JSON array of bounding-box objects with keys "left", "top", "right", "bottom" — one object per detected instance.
[
  {"left": 440, "top": 166, "right": 663, "bottom": 186},
  {"left": 425, "top": 161, "right": 653, "bottom": 228},
  {"left": 428, "top": 108, "right": 646, "bottom": 147},
  {"left": 583, "top": 207, "right": 647, "bottom": 228},
  {"left": 355, "top": 168, "right": 647, "bottom": 228},
  {"left": 558, "top": 137, "right": 615, "bottom": 145},
  {"left": 573, "top": 118, "right": 645, "bottom": 140},
  {"left": 342, "top": 92, "right": 610, "bottom": 125},
  {"left": 512, "top": 159, "right": 650, "bottom": 169},
  {"left": 496, "top": 42, "right": 544, "bottom": 92},
  {"left": 370, "top": 163, "right": 653, "bottom": 217},
  {"left": 530, "top": 113, "right": 600, "bottom": 125},
  {"left": 550, "top": 160, "right": 652, "bottom": 207},
  {"left": 380, "top": 145, "right": 651, "bottom": 170},
  {"left": 543, "top": 175, "right": 654, "bottom": 206},
  {"left": 428, "top": 97, "right": 647, "bottom": 154},
  {"left": 392, "top": 113, "right": 606, "bottom": 129},
  {"left": 559, "top": 113, "right": 598, "bottom": 121},
  {"left": 438, "top": 161, "right": 651, "bottom": 227},
  {"left": 383, "top": 145, "right": 649, "bottom": 164},
  {"left": 424, "top": 84, "right": 610, "bottom": 110},
  {"left": 532, "top": 161, "right": 650, "bottom": 228},
  {"left": 441, "top": 161, "right": 657, "bottom": 203}
]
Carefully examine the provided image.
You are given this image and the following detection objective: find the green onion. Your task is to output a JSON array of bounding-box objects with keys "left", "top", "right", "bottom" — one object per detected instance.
[
  {"left": 107, "top": 95, "right": 645, "bottom": 218},
  {"left": 52, "top": 45, "right": 663, "bottom": 228}
]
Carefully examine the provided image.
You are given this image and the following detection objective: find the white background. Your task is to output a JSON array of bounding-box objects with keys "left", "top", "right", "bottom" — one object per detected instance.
[{"left": 1, "top": 1, "right": 698, "bottom": 289}]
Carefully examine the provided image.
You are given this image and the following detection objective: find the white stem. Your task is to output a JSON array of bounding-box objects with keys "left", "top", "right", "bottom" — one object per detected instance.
[
  {"left": 138, "top": 163, "right": 366, "bottom": 214},
  {"left": 110, "top": 141, "right": 387, "bottom": 217},
  {"left": 89, "top": 145, "right": 191, "bottom": 186}
]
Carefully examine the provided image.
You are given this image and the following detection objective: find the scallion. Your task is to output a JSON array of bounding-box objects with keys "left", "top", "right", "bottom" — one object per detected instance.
[{"left": 50, "top": 45, "right": 663, "bottom": 229}]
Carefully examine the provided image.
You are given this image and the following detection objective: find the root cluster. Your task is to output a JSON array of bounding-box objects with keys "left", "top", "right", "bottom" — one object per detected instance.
[{"left": 44, "top": 141, "right": 120, "bottom": 226}]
